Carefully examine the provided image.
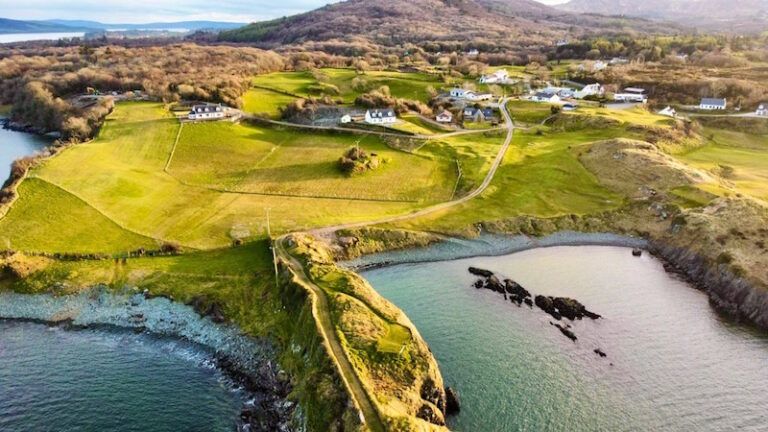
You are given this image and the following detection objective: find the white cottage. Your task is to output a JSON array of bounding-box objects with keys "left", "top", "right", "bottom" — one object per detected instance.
[
  {"left": 658, "top": 106, "right": 677, "bottom": 118},
  {"left": 699, "top": 98, "right": 727, "bottom": 111},
  {"left": 436, "top": 110, "right": 453, "bottom": 123},
  {"left": 188, "top": 103, "right": 226, "bottom": 120},
  {"left": 757, "top": 103, "right": 768, "bottom": 116},
  {"left": 365, "top": 109, "right": 397, "bottom": 125},
  {"left": 575, "top": 83, "right": 604, "bottom": 99},
  {"left": 613, "top": 88, "right": 647, "bottom": 103},
  {"left": 531, "top": 91, "right": 561, "bottom": 104}
]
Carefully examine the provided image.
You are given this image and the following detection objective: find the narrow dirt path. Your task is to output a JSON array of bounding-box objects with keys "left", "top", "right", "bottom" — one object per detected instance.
[{"left": 274, "top": 238, "right": 386, "bottom": 432}]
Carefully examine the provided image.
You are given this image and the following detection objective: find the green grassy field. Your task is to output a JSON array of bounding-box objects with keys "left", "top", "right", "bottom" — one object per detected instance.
[
  {"left": 679, "top": 128, "right": 768, "bottom": 201},
  {"left": 242, "top": 87, "right": 296, "bottom": 118},
  {"left": 0, "top": 102, "right": 479, "bottom": 253},
  {"left": 171, "top": 121, "right": 457, "bottom": 202},
  {"left": 394, "top": 127, "right": 631, "bottom": 232},
  {"left": 507, "top": 100, "right": 556, "bottom": 125}
]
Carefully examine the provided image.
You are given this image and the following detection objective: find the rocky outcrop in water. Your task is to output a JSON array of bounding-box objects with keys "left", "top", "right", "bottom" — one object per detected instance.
[{"left": 469, "top": 267, "right": 603, "bottom": 344}]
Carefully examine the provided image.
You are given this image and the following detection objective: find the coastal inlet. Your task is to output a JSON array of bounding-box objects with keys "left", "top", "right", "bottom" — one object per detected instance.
[{"left": 361, "top": 244, "right": 768, "bottom": 431}]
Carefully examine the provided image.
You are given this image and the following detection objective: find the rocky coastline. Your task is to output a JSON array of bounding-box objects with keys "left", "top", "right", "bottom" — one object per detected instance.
[
  {"left": 0, "top": 288, "right": 295, "bottom": 432},
  {"left": 343, "top": 230, "right": 768, "bottom": 335},
  {"left": 649, "top": 241, "right": 768, "bottom": 332}
]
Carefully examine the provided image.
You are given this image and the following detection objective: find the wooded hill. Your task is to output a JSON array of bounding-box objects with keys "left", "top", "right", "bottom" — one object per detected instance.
[{"left": 219, "top": 0, "right": 678, "bottom": 55}]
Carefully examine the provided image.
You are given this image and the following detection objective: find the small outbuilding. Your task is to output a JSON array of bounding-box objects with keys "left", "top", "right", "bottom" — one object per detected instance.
[
  {"left": 436, "top": 110, "right": 453, "bottom": 123},
  {"left": 756, "top": 103, "right": 768, "bottom": 116}
]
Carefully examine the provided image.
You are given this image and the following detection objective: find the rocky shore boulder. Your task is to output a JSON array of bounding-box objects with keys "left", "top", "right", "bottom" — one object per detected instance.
[
  {"left": 445, "top": 387, "right": 460, "bottom": 415},
  {"left": 468, "top": 267, "right": 494, "bottom": 278}
]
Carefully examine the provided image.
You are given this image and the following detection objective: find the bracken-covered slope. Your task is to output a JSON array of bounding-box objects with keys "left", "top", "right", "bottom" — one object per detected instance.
[
  {"left": 219, "top": 0, "right": 676, "bottom": 52},
  {"left": 558, "top": 0, "right": 768, "bottom": 33}
]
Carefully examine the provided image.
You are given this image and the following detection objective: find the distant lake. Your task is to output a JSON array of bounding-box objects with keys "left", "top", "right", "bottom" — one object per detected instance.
[{"left": 0, "top": 32, "right": 85, "bottom": 43}]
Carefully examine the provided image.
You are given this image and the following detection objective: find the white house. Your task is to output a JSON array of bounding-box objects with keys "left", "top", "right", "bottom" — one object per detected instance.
[
  {"left": 479, "top": 69, "right": 510, "bottom": 84},
  {"left": 450, "top": 88, "right": 468, "bottom": 99},
  {"left": 613, "top": 87, "right": 647, "bottom": 103},
  {"left": 658, "top": 106, "right": 677, "bottom": 118},
  {"left": 466, "top": 92, "right": 493, "bottom": 102},
  {"left": 555, "top": 39, "right": 569, "bottom": 47},
  {"left": 531, "top": 91, "right": 561, "bottom": 104},
  {"left": 340, "top": 114, "right": 352, "bottom": 124},
  {"left": 436, "top": 110, "right": 453, "bottom": 123},
  {"left": 188, "top": 103, "right": 226, "bottom": 120},
  {"left": 609, "top": 57, "right": 629, "bottom": 65},
  {"left": 699, "top": 98, "right": 727, "bottom": 111},
  {"left": 575, "top": 83, "right": 604, "bottom": 99},
  {"left": 364, "top": 109, "right": 397, "bottom": 125},
  {"left": 467, "top": 49, "right": 479, "bottom": 56},
  {"left": 757, "top": 103, "right": 768, "bottom": 116}
]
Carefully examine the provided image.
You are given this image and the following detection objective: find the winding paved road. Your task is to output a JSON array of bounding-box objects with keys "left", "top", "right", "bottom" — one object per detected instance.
[
  {"left": 274, "top": 99, "right": 515, "bottom": 430},
  {"left": 312, "top": 97, "right": 515, "bottom": 235}
]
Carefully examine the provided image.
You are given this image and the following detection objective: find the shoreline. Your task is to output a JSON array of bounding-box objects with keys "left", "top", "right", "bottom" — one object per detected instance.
[
  {"left": 341, "top": 229, "right": 768, "bottom": 333},
  {"left": 343, "top": 231, "right": 648, "bottom": 271},
  {"left": 0, "top": 288, "right": 295, "bottom": 431}
]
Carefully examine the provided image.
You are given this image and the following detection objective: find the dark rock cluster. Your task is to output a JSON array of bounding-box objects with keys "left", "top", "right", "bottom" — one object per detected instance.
[{"left": 469, "top": 266, "right": 609, "bottom": 358}]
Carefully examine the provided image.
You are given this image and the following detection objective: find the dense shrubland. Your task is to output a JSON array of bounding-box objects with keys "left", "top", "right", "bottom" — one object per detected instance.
[{"left": 0, "top": 44, "right": 285, "bottom": 138}]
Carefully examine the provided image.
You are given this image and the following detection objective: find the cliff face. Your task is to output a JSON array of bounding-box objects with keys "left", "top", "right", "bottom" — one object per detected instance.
[{"left": 651, "top": 242, "right": 768, "bottom": 331}]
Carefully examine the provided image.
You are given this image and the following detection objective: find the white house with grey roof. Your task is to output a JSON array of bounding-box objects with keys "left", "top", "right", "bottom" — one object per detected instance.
[
  {"left": 699, "top": 98, "right": 727, "bottom": 111},
  {"left": 364, "top": 109, "right": 397, "bottom": 125},
  {"left": 188, "top": 103, "right": 227, "bottom": 120},
  {"left": 613, "top": 87, "right": 647, "bottom": 103}
]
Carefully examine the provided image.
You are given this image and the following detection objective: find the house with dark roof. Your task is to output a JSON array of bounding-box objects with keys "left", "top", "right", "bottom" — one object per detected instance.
[
  {"left": 699, "top": 98, "right": 727, "bottom": 111},
  {"left": 463, "top": 107, "right": 485, "bottom": 122},
  {"left": 531, "top": 91, "right": 560, "bottom": 104},
  {"left": 364, "top": 109, "right": 396, "bottom": 125}
]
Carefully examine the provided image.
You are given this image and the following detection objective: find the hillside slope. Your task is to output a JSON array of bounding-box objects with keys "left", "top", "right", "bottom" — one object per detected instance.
[
  {"left": 558, "top": 0, "right": 768, "bottom": 32},
  {"left": 219, "top": 0, "right": 675, "bottom": 53}
]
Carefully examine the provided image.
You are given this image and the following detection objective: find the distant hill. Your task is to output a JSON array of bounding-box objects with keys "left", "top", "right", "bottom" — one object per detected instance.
[
  {"left": 0, "top": 18, "right": 246, "bottom": 34},
  {"left": 40, "top": 20, "right": 247, "bottom": 31},
  {"left": 0, "top": 18, "right": 92, "bottom": 34},
  {"left": 219, "top": 0, "right": 676, "bottom": 52},
  {"left": 558, "top": 0, "right": 768, "bottom": 33}
]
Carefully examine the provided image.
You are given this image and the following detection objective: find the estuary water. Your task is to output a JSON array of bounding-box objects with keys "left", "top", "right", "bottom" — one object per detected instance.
[
  {"left": 0, "top": 119, "right": 48, "bottom": 183},
  {"left": 361, "top": 244, "right": 768, "bottom": 431},
  {"left": 0, "top": 320, "right": 244, "bottom": 432}
]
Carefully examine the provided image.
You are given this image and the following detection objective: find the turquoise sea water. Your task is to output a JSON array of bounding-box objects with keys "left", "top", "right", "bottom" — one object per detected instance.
[
  {"left": 362, "top": 245, "right": 768, "bottom": 431},
  {"left": 0, "top": 321, "right": 244, "bottom": 432}
]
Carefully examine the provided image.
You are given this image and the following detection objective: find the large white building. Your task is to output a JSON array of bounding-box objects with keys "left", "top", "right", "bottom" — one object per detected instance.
[
  {"left": 699, "top": 98, "right": 727, "bottom": 111},
  {"left": 613, "top": 87, "right": 648, "bottom": 103},
  {"left": 364, "top": 109, "right": 397, "bottom": 125},
  {"left": 188, "top": 103, "right": 227, "bottom": 120}
]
